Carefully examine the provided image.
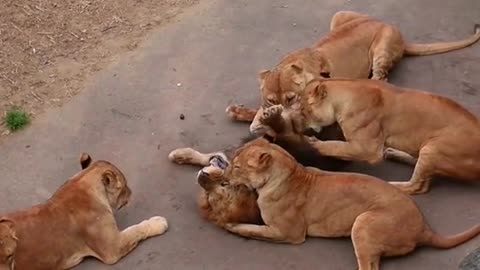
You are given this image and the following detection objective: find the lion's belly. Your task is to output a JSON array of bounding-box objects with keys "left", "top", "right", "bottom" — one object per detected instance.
[
  {"left": 305, "top": 205, "right": 362, "bottom": 238},
  {"left": 329, "top": 48, "right": 372, "bottom": 79},
  {"left": 306, "top": 218, "right": 354, "bottom": 238}
]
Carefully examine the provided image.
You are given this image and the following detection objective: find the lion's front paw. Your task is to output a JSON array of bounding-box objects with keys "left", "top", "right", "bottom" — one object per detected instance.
[
  {"left": 145, "top": 216, "right": 169, "bottom": 236},
  {"left": 260, "top": 105, "right": 284, "bottom": 124},
  {"left": 226, "top": 104, "right": 256, "bottom": 122},
  {"left": 226, "top": 104, "right": 243, "bottom": 118},
  {"left": 168, "top": 148, "right": 197, "bottom": 164}
]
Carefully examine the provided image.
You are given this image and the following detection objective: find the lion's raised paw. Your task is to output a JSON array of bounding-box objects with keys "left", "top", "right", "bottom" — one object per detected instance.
[{"left": 260, "top": 105, "right": 283, "bottom": 124}]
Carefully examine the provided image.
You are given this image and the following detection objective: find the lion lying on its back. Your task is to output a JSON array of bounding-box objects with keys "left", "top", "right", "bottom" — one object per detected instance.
[{"left": 169, "top": 133, "right": 349, "bottom": 228}]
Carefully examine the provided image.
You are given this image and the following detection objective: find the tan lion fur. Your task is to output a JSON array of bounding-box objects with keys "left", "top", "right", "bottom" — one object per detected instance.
[
  {"left": 223, "top": 137, "right": 480, "bottom": 270},
  {"left": 0, "top": 153, "right": 168, "bottom": 270},
  {"left": 299, "top": 78, "right": 480, "bottom": 194},
  {"left": 225, "top": 11, "right": 480, "bottom": 136}
]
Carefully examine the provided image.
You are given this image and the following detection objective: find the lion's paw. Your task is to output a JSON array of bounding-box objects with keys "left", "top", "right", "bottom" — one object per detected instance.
[
  {"left": 168, "top": 148, "right": 197, "bottom": 164},
  {"left": 225, "top": 104, "right": 246, "bottom": 120},
  {"left": 146, "top": 216, "right": 169, "bottom": 236},
  {"left": 260, "top": 105, "right": 283, "bottom": 124}
]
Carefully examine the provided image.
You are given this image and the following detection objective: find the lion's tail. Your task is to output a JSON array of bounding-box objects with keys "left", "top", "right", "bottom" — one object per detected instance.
[
  {"left": 420, "top": 224, "right": 480, "bottom": 249},
  {"left": 404, "top": 24, "right": 480, "bottom": 56}
]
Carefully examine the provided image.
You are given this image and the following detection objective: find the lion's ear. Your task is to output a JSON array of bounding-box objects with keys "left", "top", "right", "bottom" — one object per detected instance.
[
  {"left": 255, "top": 151, "right": 272, "bottom": 169},
  {"left": 312, "top": 83, "right": 327, "bottom": 100},
  {"left": 291, "top": 62, "right": 303, "bottom": 73},
  {"left": 102, "top": 170, "right": 120, "bottom": 191},
  {"left": 0, "top": 219, "right": 17, "bottom": 241},
  {"left": 259, "top": 70, "right": 271, "bottom": 81},
  {"left": 80, "top": 153, "right": 92, "bottom": 169}
]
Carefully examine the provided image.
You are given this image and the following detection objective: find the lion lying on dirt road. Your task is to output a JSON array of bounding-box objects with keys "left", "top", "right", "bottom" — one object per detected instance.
[
  {"left": 223, "top": 137, "right": 480, "bottom": 270},
  {"left": 168, "top": 133, "right": 350, "bottom": 228},
  {"left": 297, "top": 78, "right": 480, "bottom": 194},
  {"left": 226, "top": 11, "right": 480, "bottom": 134},
  {"left": 0, "top": 153, "right": 168, "bottom": 270}
]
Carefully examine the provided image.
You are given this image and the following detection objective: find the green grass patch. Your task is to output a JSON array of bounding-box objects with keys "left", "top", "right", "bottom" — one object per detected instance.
[{"left": 5, "top": 107, "right": 30, "bottom": 131}]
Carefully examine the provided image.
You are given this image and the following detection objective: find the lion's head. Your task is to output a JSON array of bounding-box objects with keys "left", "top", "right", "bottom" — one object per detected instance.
[
  {"left": 79, "top": 153, "right": 132, "bottom": 211},
  {"left": 0, "top": 219, "right": 17, "bottom": 270},
  {"left": 224, "top": 137, "right": 297, "bottom": 190},
  {"left": 196, "top": 156, "right": 263, "bottom": 227},
  {"left": 300, "top": 79, "right": 337, "bottom": 132},
  {"left": 249, "top": 49, "right": 330, "bottom": 135},
  {"left": 259, "top": 48, "right": 330, "bottom": 110}
]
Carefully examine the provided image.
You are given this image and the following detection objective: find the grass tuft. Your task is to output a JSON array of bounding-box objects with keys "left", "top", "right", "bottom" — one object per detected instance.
[{"left": 5, "top": 107, "right": 30, "bottom": 132}]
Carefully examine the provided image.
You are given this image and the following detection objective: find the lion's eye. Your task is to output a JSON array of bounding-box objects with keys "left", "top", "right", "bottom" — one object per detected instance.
[
  {"left": 220, "top": 181, "right": 229, "bottom": 187},
  {"left": 266, "top": 98, "right": 276, "bottom": 105}
]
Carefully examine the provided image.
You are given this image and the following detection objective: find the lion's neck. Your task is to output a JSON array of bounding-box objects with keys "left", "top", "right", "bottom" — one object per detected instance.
[
  {"left": 259, "top": 163, "right": 310, "bottom": 202},
  {"left": 311, "top": 49, "right": 331, "bottom": 76}
]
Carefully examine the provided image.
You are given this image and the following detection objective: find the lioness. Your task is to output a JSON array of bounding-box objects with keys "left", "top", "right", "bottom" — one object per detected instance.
[
  {"left": 226, "top": 11, "right": 480, "bottom": 134},
  {"left": 0, "top": 153, "right": 168, "bottom": 270},
  {"left": 223, "top": 137, "right": 480, "bottom": 270},
  {"left": 299, "top": 78, "right": 480, "bottom": 194}
]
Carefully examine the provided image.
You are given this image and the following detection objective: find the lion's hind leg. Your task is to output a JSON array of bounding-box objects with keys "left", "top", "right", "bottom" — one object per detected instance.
[{"left": 370, "top": 26, "right": 405, "bottom": 81}]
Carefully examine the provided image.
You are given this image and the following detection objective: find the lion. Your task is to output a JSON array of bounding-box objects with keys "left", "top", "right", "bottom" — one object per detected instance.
[
  {"left": 297, "top": 78, "right": 480, "bottom": 194},
  {"left": 196, "top": 155, "right": 264, "bottom": 227},
  {"left": 225, "top": 11, "right": 480, "bottom": 134},
  {"left": 168, "top": 132, "right": 350, "bottom": 228},
  {"left": 222, "top": 137, "right": 480, "bottom": 270},
  {"left": 0, "top": 153, "right": 168, "bottom": 270}
]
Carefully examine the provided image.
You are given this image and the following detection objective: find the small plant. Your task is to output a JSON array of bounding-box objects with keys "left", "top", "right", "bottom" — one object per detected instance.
[{"left": 5, "top": 107, "right": 30, "bottom": 131}]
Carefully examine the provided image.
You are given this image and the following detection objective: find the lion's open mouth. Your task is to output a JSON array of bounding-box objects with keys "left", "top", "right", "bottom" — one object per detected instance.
[{"left": 209, "top": 155, "right": 229, "bottom": 169}]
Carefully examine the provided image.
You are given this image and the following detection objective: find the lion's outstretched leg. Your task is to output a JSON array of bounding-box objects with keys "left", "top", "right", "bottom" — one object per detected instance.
[
  {"left": 226, "top": 104, "right": 258, "bottom": 122},
  {"left": 168, "top": 148, "right": 227, "bottom": 167},
  {"left": 225, "top": 224, "right": 304, "bottom": 244},
  {"left": 92, "top": 216, "right": 168, "bottom": 265},
  {"left": 307, "top": 138, "right": 384, "bottom": 165},
  {"left": 370, "top": 27, "right": 404, "bottom": 81}
]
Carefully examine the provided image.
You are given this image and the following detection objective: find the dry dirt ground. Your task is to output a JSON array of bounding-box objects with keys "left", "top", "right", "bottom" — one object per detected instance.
[{"left": 0, "top": 0, "right": 198, "bottom": 135}]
